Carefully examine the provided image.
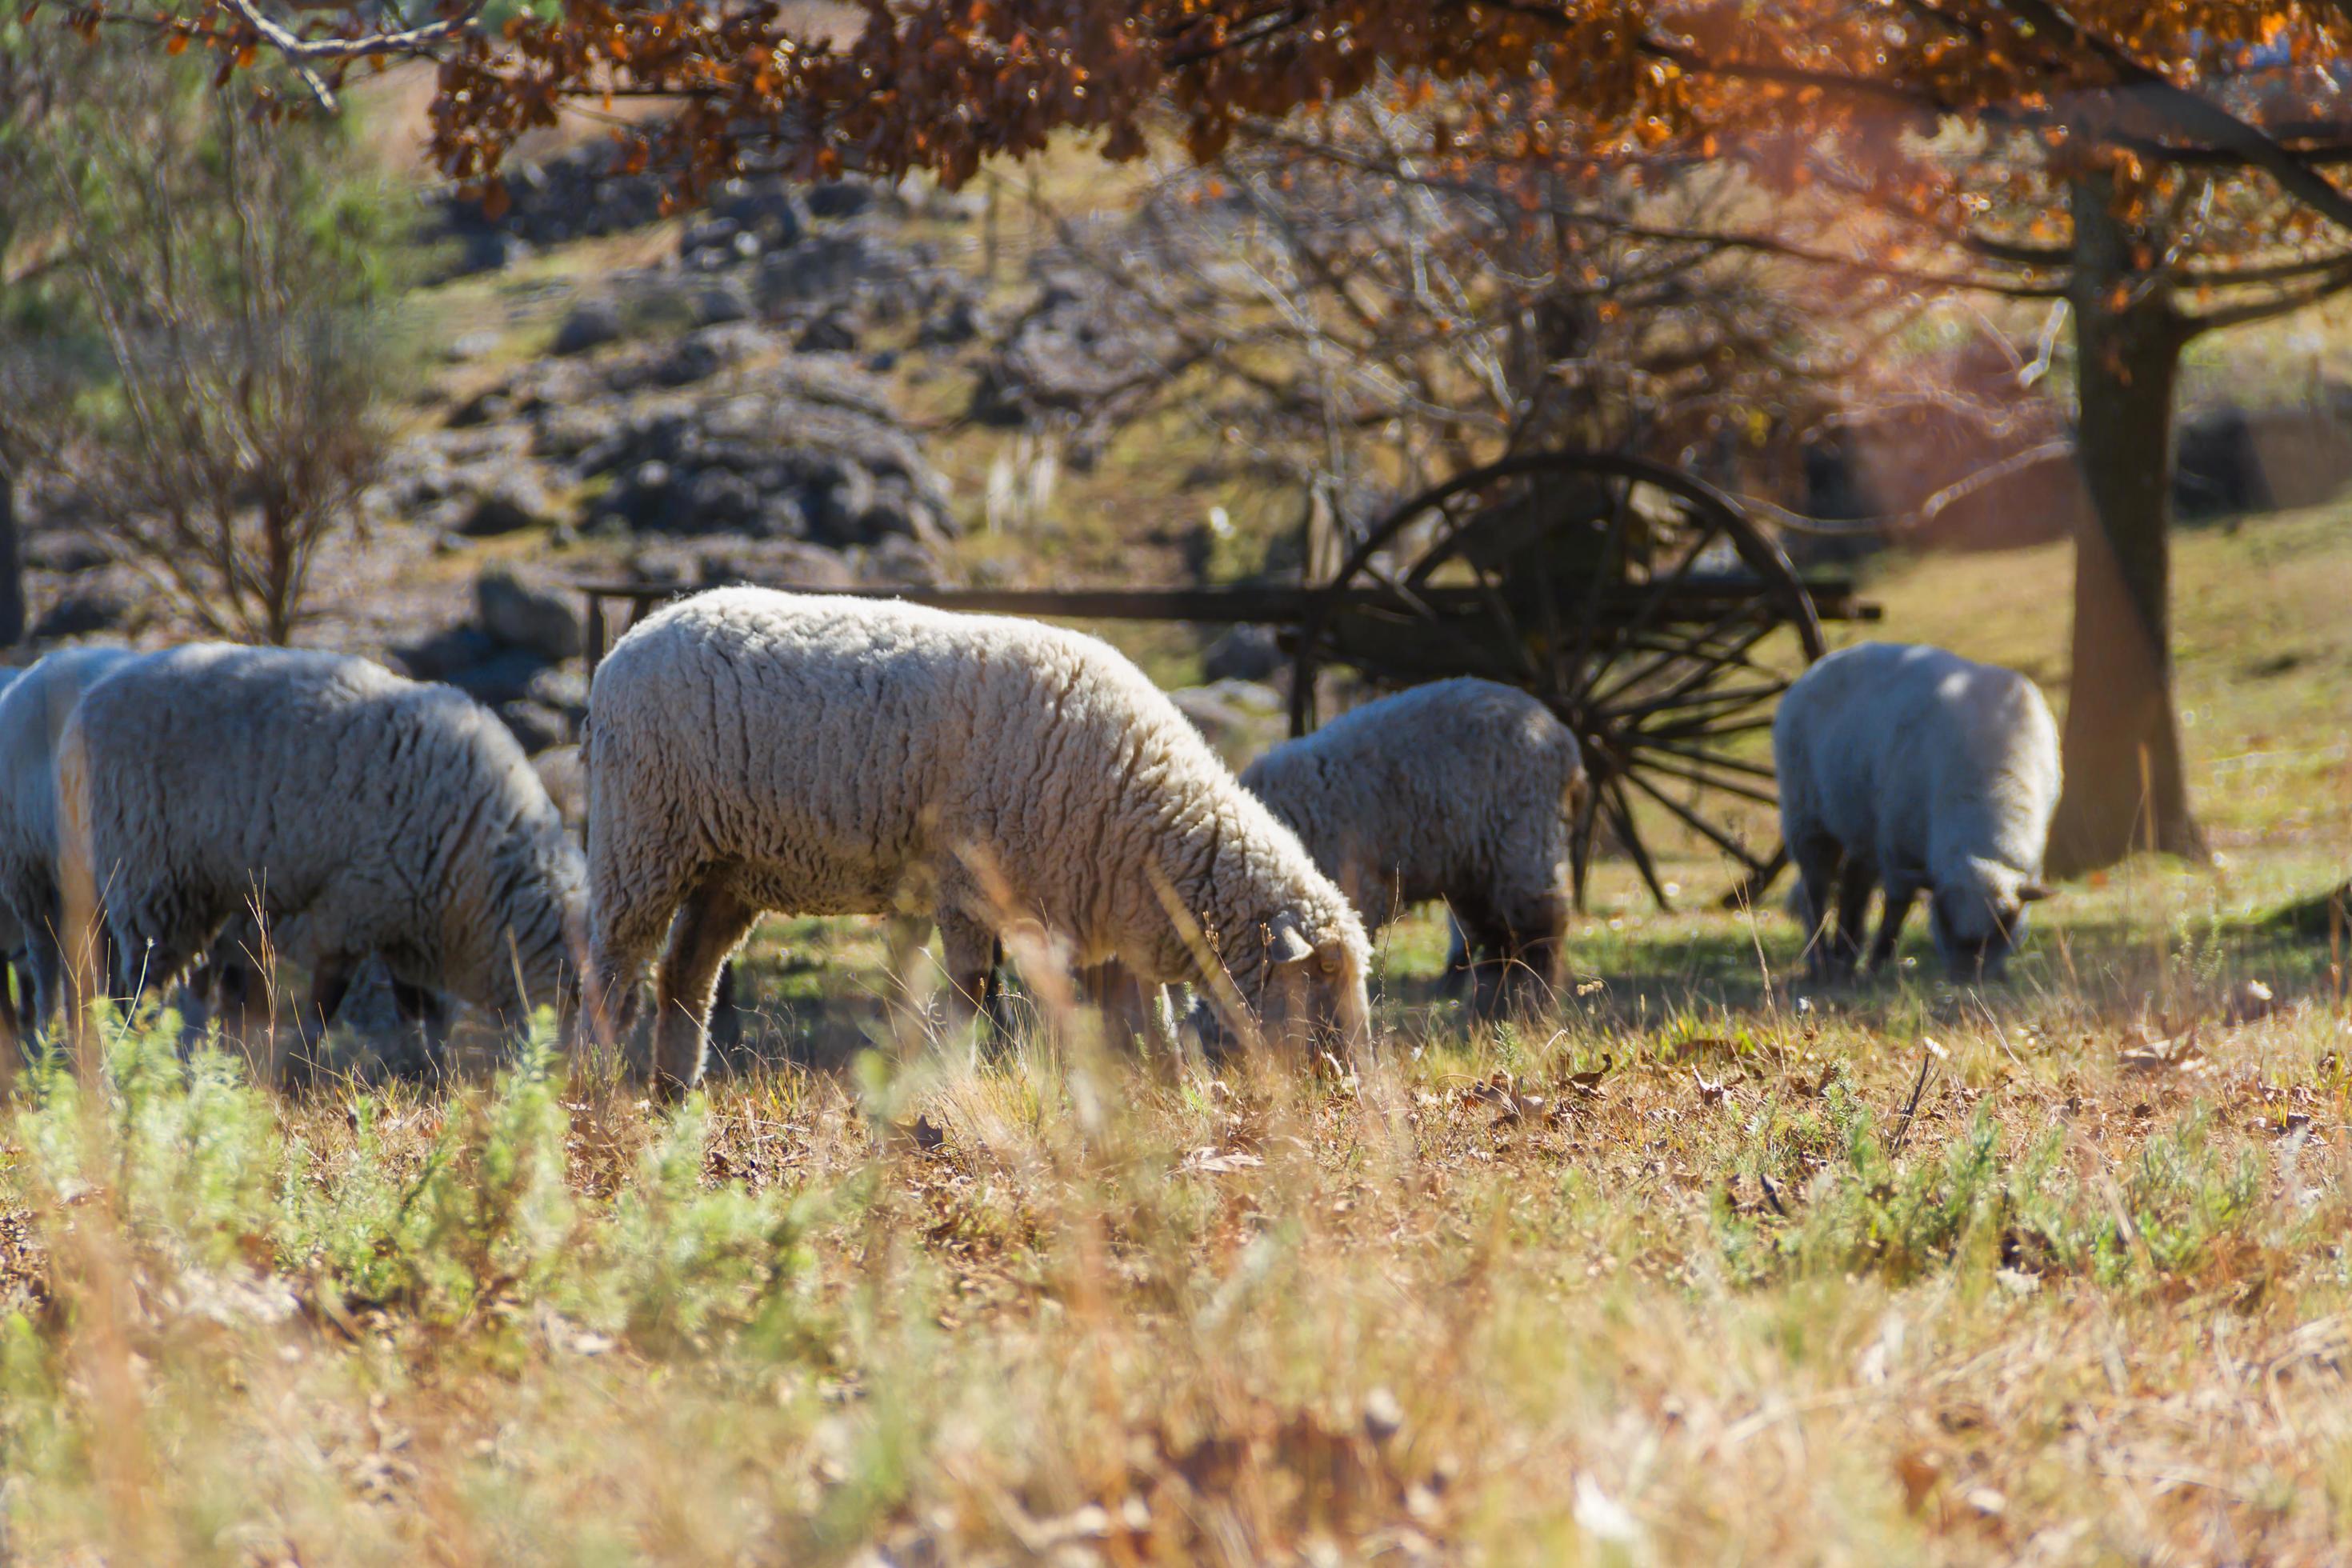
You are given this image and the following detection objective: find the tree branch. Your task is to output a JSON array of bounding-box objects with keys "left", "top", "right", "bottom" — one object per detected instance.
[{"left": 2178, "top": 262, "right": 2352, "bottom": 335}]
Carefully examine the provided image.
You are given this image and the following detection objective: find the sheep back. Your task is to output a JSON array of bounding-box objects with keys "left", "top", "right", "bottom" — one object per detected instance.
[
  {"left": 1774, "top": 641, "right": 2060, "bottom": 910},
  {"left": 62, "top": 645, "right": 582, "bottom": 1016},
  {"left": 586, "top": 587, "right": 1370, "bottom": 1022},
  {"left": 1240, "top": 677, "right": 1583, "bottom": 929}
]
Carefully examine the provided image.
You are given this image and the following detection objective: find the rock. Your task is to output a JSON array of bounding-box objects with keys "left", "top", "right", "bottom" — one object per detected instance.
[
  {"left": 1203, "top": 623, "right": 1283, "bottom": 683},
  {"left": 861, "top": 534, "right": 943, "bottom": 587},
  {"left": 915, "top": 294, "right": 989, "bottom": 349},
  {"left": 552, "top": 299, "right": 624, "bottom": 357},
  {"left": 495, "top": 699, "right": 571, "bottom": 754},
  {"left": 23, "top": 532, "right": 112, "bottom": 574},
  {"left": 680, "top": 216, "right": 742, "bottom": 255},
  {"left": 795, "top": 312, "right": 859, "bottom": 353},
  {"left": 690, "top": 538, "right": 858, "bottom": 589},
  {"left": 712, "top": 180, "right": 808, "bottom": 248},
  {"left": 752, "top": 233, "right": 926, "bottom": 314},
  {"left": 31, "top": 584, "right": 130, "bottom": 639},
  {"left": 392, "top": 624, "right": 498, "bottom": 683},
  {"left": 476, "top": 566, "right": 583, "bottom": 662},
  {"left": 452, "top": 470, "right": 561, "bottom": 538},
  {"left": 447, "top": 330, "right": 502, "bottom": 362},
  {"left": 444, "top": 649, "right": 550, "bottom": 707},
  {"left": 524, "top": 664, "right": 589, "bottom": 717},
  {"left": 805, "top": 178, "right": 873, "bottom": 218},
  {"left": 691, "top": 278, "right": 754, "bottom": 326}
]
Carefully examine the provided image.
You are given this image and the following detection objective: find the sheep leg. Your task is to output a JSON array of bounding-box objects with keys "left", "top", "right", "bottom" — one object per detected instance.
[
  {"left": 390, "top": 978, "right": 452, "bottom": 1055},
  {"left": 707, "top": 962, "right": 746, "bottom": 1062},
  {"left": 1500, "top": 905, "right": 1567, "bottom": 1018},
  {"left": 933, "top": 908, "right": 1006, "bottom": 1040},
  {"left": 1439, "top": 912, "right": 1474, "bottom": 1001},
  {"left": 1828, "top": 859, "right": 1874, "bottom": 982},
  {"left": 650, "top": 883, "right": 758, "bottom": 1098},
  {"left": 284, "top": 956, "right": 355, "bottom": 1092},
  {"left": 1453, "top": 900, "right": 1518, "bottom": 1021},
  {"left": 1081, "top": 960, "right": 1175, "bottom": 1054},
  {"left": 1869, "top": 884, "right": 1919, "bottom": 973},
  {"left": 1790, "top": 838, "right": 1843, "bottom": 981}
]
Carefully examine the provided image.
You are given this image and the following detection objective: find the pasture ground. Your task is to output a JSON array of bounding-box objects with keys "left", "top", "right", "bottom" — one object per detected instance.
[{"left": 6, "top": 498, "right": 2352, "bottom": 1563}]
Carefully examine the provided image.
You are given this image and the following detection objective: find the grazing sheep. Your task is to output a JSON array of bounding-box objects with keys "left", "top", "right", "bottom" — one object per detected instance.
[
  {"left": 586, "top": 587, "right": 1371, "bottom": 1092},
  {"left": 1240, "top": 678, "right": 1585, "bottom": 1014},
  {"left": 0, "top": 646, "right": 138, "bottom": 1033},
  {"left": 1773, "top": 642, "right": 2059, "bottom": 981},
  {"left": 58, "top": 646, "right": 586, "bottom": 1082}
]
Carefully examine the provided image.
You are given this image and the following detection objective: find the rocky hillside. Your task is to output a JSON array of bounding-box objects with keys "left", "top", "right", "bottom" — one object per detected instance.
[{"left": 12, "top": 138, "right": 1275, "bottom": 762}]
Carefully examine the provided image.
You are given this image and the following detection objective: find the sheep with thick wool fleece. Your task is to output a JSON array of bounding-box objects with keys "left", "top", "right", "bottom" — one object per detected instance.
[
  {"left": 1773, "top": 641, "right": 2059, "bottom": 981},
  {"left": 0, "top": 646, "right": 138, "bottom": 1032},
  {"left": 58, "top": 645, "right": 586, "bottom": 1079},
  {"left": 1239, "top": 677, "right": 1584, "bottom": 1014},
  {"left": 584, "top": 586, "right": 1373, "bottom": 1091}
]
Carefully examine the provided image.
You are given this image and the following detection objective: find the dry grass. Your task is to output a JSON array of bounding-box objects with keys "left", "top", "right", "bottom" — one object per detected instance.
[
  {"left": 11, "top": 444, "right": 2352, "bottom": 1564},
  {"left": 6, "top": 910, "right": 2352, "bottom": 1565}
]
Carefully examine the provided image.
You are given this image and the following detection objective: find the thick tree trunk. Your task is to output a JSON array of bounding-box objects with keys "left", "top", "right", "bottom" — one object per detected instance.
[
  {"left": 0, "top": 468, "right": 25, "bottom": 647},
  {"left": 2046, "top": 177, "right": 2205, "bottom": 878}
]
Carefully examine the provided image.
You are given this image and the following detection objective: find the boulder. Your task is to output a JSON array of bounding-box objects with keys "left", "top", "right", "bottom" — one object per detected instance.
[
  {"left": 551, "top": 299, "right": 625, "bottom": 357},
  {"left": 494, "top": 699, "right": 571, "bottom": 754},
  {"left": 476, "top": 566, "right": 583, "bottom": 662},
  {"left": 31, "top": 584, "right": 130, "bottom": 640},
  {"left": 450, "top": 469, "right": 561, "bottom": 537},
  {"left": 392, "top": 624, "right": 498, "bottom": 683},
  {"left": 443, "top": 649, "right": 550, "bottom": 708},
  {"left": 1203, "top": 623, "right": 1283, "bottom": 683},
  {"left": 795, "top": 312, "right": 859, "bottom": 353},
  {"left": 805, "top": 178, "right": 874, "bottom": 218}
]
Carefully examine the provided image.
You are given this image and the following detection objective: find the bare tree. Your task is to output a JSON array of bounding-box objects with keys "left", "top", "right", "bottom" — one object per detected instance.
[{"left": 10, "top": 69, "right": 388, "bottom": 646}]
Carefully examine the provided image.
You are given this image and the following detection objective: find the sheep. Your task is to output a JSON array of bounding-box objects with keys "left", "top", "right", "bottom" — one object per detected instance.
[
  {"left": 584, "top": 586, "right": 1372, "bottom": 1093},
  {"left": 1238, "top": 677, "right": 1585, "bottom": 1015},
  {"left": 58, "top": 645, "right": 586, "bottom": 1082},
  {"left": 1772, "top": 641, "right": 2059, "bottom": 981},
  {"left": 0, "top": 645, "right": 140, "bottom": 1034}
]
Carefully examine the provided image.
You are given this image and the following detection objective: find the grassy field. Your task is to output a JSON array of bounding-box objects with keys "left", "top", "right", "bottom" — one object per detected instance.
[{"left": 7, "top": 498, "right": 2352, "bottom": 1563}]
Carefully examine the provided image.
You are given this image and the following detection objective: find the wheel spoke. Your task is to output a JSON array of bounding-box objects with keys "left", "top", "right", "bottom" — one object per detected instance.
[
  {"left": 1635, "top": 738, "right": 1778, "bottom": 781},
  {"left": 1634, "top": 680, "right": 1792, "bottom": 730},
  {"left": 1603, "top": 614, "right": 1783, "bottom": 716},
  {"left": 1582, "top": 598, "right": 1758, "bottom": 711},
  {"left": 1619, "top": 766, "right": 1758, "bottom": 865},
  {"left": 1598, "top": 776, "right": 1673, "bottom": 910},
  {"left": 1626, "top": 753, "right": 1781, "bottom": 807}
]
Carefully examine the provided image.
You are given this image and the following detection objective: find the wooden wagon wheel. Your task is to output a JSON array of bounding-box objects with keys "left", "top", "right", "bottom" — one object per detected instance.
[{"left": 1289, "top": 451, "right": 1826, "bottom": 910}]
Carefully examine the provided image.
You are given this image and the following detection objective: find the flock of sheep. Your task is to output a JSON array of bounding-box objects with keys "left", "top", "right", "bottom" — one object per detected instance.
[{"left": 0, "top": 585, "right": 2062, "bottom": 1093}]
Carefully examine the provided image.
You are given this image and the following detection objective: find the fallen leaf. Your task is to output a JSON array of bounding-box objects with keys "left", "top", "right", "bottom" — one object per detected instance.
[{"left": 1181, "top": 1146, "right": 1264, "bottom": 1174}]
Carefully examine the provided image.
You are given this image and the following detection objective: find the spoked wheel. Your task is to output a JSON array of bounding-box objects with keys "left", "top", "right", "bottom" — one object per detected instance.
[{"left": 1289, "top": 451, "right": 1826, "bottom": 910}]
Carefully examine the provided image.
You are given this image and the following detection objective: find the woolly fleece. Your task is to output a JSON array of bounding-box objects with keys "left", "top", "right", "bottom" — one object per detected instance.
[
  {"left": 1773, "top": 641, "right": 2059, "bottom": 978},
  {"left": 586, "top": 587, "right": 1370, "bottom": 1088},
  {"left": 60, "top": 645, "right": 585, "bottom": 1023}
]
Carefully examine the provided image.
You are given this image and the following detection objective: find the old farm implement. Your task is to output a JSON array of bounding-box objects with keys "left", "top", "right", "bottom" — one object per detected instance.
[{"left": 579, "top": 450, "right": 1880, "bottom": 906}]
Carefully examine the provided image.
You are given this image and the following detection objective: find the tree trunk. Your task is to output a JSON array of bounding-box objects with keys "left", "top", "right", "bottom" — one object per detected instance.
[
  {"left": 2046, "top": 175, "right": 2205, "bottom": 877},
  {"left": 0, "top": 468, "right": 25, "bottom": 647}
]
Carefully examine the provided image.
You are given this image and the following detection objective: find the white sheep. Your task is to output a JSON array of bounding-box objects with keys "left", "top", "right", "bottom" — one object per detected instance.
[
  {"left": 1239, "top": 677, "right": 1584, "bottom": 1014},
  {"left": 584, "top": 586, "right": 1371, "bottom": 1092},
  {"left": 0, "top": 645, "right": 139, "bottom": 1033},
  {"left": 58, "top": 645, "right": 586, "bottom": 1081},
  {"left": 1772, "top": 642, "right": 2058, "bottom": 981}
]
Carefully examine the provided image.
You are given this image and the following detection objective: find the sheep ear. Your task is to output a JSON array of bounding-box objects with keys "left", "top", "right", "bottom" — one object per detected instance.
[
  {"left": 1268, "top": 910, "right": 1315, "bottom": 966},
  {"left": 2017, "top": 882, "right": 2055, "bottom": 903}
]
